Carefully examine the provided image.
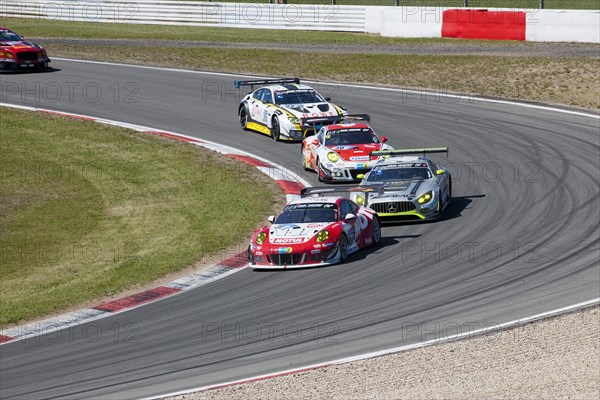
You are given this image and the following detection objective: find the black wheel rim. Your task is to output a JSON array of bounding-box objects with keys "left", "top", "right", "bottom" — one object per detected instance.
[
  {"left": 372, "top": 218, "right": 381, "bottom": 244},
  {"left": 340, "top": 236, "right": 348, "bottom": 260}
]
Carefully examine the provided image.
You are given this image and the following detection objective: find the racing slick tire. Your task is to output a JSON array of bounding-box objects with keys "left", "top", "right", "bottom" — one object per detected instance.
[
  {"left": 338, "top": 234, "right": 348, "bottom": 262},
  {"left": 239, "top": 106, "right": 250, "bottom": 131},
  {"left": 317, "top": 158, "right": 326, "bottom": 182},
  {"left": 448, "top": 178, "right": 453, "bottom": 203},
  {"left": 247, "top": 245, "right": 255, "bottom": 265},
  {"left": 271, "top": 117, "right": 282, "bottom": 142},
  {"left": 437, "top": 190, "right": 445, "bottom": 218},
  {"left": 371, "top": 217, "right": 381, "bottom": 246}
]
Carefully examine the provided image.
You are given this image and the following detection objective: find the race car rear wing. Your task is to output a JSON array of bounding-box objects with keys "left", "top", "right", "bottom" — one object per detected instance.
[
  {"left": 370, "top": 147, "right": 449, "bottom": 158},
  {"left": 301, "top": 183, "right": 384, "bottom": 203},
  {"left": 300, "top": 114, "right": 370, "bottom": 129},
  {"left": 234, "top": 78, "right": 300, "bottom": 89}
]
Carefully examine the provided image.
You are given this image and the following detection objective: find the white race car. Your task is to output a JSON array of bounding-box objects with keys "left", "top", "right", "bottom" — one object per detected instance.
[
  {"left": 235, "top": 78, "right": 348, "bottom": 141},
  {"left": 301, "top": 115, "right": 393, "bottom": 182}
]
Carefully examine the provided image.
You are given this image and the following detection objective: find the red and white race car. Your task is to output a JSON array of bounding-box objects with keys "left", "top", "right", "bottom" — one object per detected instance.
[
  {"left": 0, "top": 27, "right": 50, "bottom": 71},
  {"left": 301, "top": 115, "right": 393, "bottom": 182},
  {"left": 248, "top": 195, "right": 381, "bottom": 269}
]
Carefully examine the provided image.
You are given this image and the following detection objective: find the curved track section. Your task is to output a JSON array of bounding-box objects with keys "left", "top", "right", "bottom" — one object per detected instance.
[{"left": 1, "top": 59, "right": 598, "bottom": 399}]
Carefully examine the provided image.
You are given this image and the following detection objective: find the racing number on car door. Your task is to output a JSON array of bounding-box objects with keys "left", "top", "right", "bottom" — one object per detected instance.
[{"left": 251, "top": 89, "right": 269, "bottom": 124}]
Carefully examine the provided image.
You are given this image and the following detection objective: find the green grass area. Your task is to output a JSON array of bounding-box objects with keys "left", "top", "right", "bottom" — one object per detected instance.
[
  {"left": 47, "top": 44, "right": 600, "bottom": 109},
  {"left": 0, "top": 108, "right": 282, "bottom": 325},
  {"left": 0, "top": 17, "right": 530, "bottom": 46}
]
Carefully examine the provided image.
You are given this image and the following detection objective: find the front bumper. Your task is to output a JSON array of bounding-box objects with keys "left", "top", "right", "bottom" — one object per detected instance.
[
  {"left": 369, "top": 199, "right": 440, "bottom": 221},
  {"left": 319, "top": 163, "right": 372, "bottom": 182},
  {"left": 1, "top": 57, "right": 50, "bottom": 68},
  {"left": 249, "top": 244, "right": 341, "bottom": 269}
]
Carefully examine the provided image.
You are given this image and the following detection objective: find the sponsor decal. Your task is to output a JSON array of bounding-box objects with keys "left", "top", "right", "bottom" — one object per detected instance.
[
  {"left": 301, "top": 112, "right": 335, "bottom": 118},
  {"left": 305, "top": 224, "right": 327, "bottom": 229},
  {"left": 357, "top": 214, "right": 369, "bottom": 229},
  {"left": 350, "top": 156, "right": 369, "bottom": 161},
  {"left": 278, "top": 247, "right": 293, "bottom": 254},
  {"left": 356, "top": 163, "right": 369, "bottom": 169},
  {"left": 272, "top": 238, "right": 305, "bottom": 244},
  {"left": 311, "top": 249, "right": 321, "bottom": 254}
]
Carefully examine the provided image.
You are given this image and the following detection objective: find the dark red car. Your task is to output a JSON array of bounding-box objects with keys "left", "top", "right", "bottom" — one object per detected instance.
[{"left": 0, "top": 27, "right": 50, "bottom": 71}]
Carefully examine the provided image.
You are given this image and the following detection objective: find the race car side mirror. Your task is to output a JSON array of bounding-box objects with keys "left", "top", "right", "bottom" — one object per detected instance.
[
  {"left": 325, "top": 97, "right": 331, "bottom": 101},
  {"left": 344, "top": 213, "right": 356, "bottom": 221},
  {"left": 436, "top": 169, "right": 445, "bottom": 175},
  {"left": 268, "top": 215, "right": 275, "bottom": 223},
  {"left": 356, "top": 174, "right": 365, "bottom": 180},
  {"left": 381, "top": 136, "right": 388, "bottom": 143}
]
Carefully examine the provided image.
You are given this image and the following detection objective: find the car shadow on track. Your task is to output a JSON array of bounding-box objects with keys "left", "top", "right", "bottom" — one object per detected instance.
[
  {"left": 0, "top": 67, "right": 60, "bottom": 74},
  {"left": 380, "top": 194, "right": 486, "bottom": 226}
]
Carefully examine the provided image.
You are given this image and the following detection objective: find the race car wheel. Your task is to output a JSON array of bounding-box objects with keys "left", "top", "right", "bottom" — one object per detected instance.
[
  {"left": 271, "top": 118, "right": 282, "bottom": 141},
  {"left": 239, "top": 106, "right": 250, "bottom": 131},
  {"left": 371, "top": 217, "right": 381, "bottom": 246},
  {"left": 437, "top": 190, "right": 444, "bottom": 215},
  {"left": 448, "top": 178, "right": 453, "bottom": 203},
  {"left": 247, "top": 245, "right": 255, "bottom": 264},
  {"left": 338, "top": 234, "right": 348, "bottom": 262},
  {"left": 317, "top": 158, "right": 326, "bottom": 182}
]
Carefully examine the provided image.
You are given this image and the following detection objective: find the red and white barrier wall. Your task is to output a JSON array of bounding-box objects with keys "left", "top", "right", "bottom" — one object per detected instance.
[{"left": 367, "top": 7, "right": 600, "bottom": 43}]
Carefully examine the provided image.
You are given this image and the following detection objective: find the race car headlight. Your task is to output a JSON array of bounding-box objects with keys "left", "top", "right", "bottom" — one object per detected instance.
[
  {"left": 327, "top": 152, "right": 339, "bottom": 163},
  {"left": 256, "top": 232, "right": 267, "bottom": 245},
  {"left": 3, "top": 52, "right": 13, "bottom": 59},
  {"left": 417, "top": 191, "right": 433, "bottom": 204},
  {"left": 315, "top": 230, "right": 330, "bottom": 243},
  {"left": 288, "top": 116, "right": 299, "bottom": 124},
  {"left": 356, "top": 195, "right": 365, "bottom": 206}
]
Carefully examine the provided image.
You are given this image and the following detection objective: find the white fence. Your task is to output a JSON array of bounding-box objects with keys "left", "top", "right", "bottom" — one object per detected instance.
[
  {"left": 1, "top": 1, "right": 598, "bottom": 42},
  {"left": 0, "top": 0, "right": 367, "bottom": 31}
]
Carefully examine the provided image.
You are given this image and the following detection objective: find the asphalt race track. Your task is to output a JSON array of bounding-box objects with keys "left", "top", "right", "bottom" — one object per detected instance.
[{"left": 1, "top": 59, "right": 599, "bottom": 399}]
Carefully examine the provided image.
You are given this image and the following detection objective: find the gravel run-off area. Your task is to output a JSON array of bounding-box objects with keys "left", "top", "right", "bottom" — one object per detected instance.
[{"left": 171, "top": 306, "right": 599, "bottom": 400}]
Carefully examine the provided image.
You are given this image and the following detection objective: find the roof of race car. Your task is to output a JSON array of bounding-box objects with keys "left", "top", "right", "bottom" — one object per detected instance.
[
  {"left": 269, "top": 83, "right": 314, "bottom": 92},
  {"left": 287, "top": 197, "right": 341, "bottom": 206},
  {"left": 326, "top": 123, "right": 371, "bottom": 131}
]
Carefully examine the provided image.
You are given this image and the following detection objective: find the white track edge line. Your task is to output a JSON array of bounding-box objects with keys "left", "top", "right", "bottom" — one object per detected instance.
[
  {"left": 51, "top": 57, "right": 600, "bottom": 120},
  {"left": 144, "top": 297, "right": 600, "bottom": 400}
]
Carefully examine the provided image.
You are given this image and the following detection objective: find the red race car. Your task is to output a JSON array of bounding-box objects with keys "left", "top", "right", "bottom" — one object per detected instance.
[
  {"left": 0, "top": 27, "right": 51, "bottom": 71},
  {"left": 301, "top": 115, "right": 393, "bottom": 182},
  {"left": 248, "top": 195, "right": 381, "bottom": 269}
]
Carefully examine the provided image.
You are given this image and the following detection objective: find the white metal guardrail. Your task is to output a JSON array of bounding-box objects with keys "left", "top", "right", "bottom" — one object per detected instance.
[
  {"left": 0, "top": 0, "right": 367, "bottom": 31},
  {"left": 1, "top": 1, "right": 597, "bottom": 42}
]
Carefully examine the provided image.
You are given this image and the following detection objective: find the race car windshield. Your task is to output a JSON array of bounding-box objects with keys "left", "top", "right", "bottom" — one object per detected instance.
[
  {"left": 367, "top": 167, "right": 432, "bottom": 182},
  {"left": 275, "top": 204, "right": 338, "bottom": 223},
  {"left": 0, "top": 30, "right": 23, "bottom": 41},
  {"left": 275, "top": 91, "right": 324, "bottom": 105},
  {"left": 326, "top": 130, "right": 378, "bottom": 146}
]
